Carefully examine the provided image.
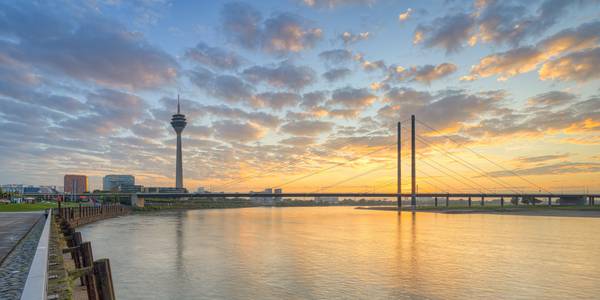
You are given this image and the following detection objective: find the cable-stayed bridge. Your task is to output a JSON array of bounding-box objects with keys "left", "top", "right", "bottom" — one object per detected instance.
[{"left": 27, "top": 115, "right": 599, "bottom": 208}]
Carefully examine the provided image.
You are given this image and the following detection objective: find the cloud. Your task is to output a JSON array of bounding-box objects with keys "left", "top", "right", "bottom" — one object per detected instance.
[
  {"left": 281, "top": 120, "right": 334, "bottom": 136},
  {"left": 414, "top": 13, "right": 475, "bottom": 54},
  {"left": 318, "top": 49, "right": 353, "bottom": 65},
  {"left": 487, "top": 162, "right": 600, "bottom": 177},
  {"left": 213, "top": 120, "right": 266, "bottom": 142},
  {"left": 251, "top": 92, "right": 300, "bottom": 110},
  {"left": 221, "top": 2, "right": 322, "bottom": 55},
  {"left": 340, "top": 31, "right": 370, "bottom": 45},
  {"left": 378, "top": 88, "right": 504, "bottom": 133},
  {"left": 516, "top": 153, "right": 569, "bottom": 164},
  {"left": 329, "top": 87, "right": 376, "bottom": 109},
  {"left": 465, "top": 21, "right": 600, "bottom": 81},
  {"left": 398, "top": 8, "right": 412, "bottom": 22},
  {"left": 184, "top": 42, "right": 245, "bottom": 71},
  {"left": 188, "top": 68, "right": 254, "bottom": 103},
  {"left": 279, "top": 136, "right": 318, "bottom": 146},
  {"left": 539, "top": 48, "right": 600, "bottom": 83},
  {"left": 301, "top": 91, "right": 328, "bottom": 109},
  {"left": 462, "top": 94, "right": 600, "bottom": 139},
  {"left": 353, "top": 53, "right": 386, "bottom": 72},
  {"left": 323, "top": 68, "right": 352, "bottom": 82},
  {"left": 242, "top": 61, "right": 316, "bottom": 90},
  {"left": 414, "top": 0, "right": 600, "bottom": 54},
  {"left": 526, "top": 91, "right": 576, "bottom": 109},
  {"left": 301, "top": 0, "right": 375, "bottom": 9},
  {"left": 0, "top": 2, "right": 178, "bottom": 90},
  {"left": 383, "top": 63, "right": 457, "bottom": 84}
]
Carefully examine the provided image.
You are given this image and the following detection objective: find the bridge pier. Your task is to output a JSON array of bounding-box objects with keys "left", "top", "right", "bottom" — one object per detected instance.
[
  {"left": 480, "top": 196, "right": 484, "bottom": 206},
  {"left": 446, "top": 195, "right": 449, "bottom": 207},
  {"left": 468, "top": 196, "right": 471, "bottom": 207},
  {"left": 130, "top": 194, "right": 144, "bottom": 208},
  {"left": 590, "top": 196, "right": 594, "bottom": 206},
  {"left": 434, "top": 197, "right": 438, "bottom": 207},
  {"left": 548, "top": 196, "right": 552, "bottom": 206},
  {"left": 500, "top": 196, "right": 504, "bottom": 207}
]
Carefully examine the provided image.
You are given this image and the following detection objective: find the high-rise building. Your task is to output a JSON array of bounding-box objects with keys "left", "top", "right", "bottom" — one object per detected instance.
[
  {"left": 171, "top": 95, "right": 187, "bottom": 189},
  {"left": 103, "top": 175, "right": 135, "bottom": 191},
  {"left": 64, "top": 175, "right": 88, "bottom": 194}
]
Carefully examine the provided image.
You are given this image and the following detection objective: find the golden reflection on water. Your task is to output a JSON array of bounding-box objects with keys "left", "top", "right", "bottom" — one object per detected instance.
[{"left": 81, "top": 207, "right": 600, "bottom": 299}]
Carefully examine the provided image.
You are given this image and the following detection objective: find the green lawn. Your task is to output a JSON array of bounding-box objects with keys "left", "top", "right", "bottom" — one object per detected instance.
[{"left": 0, "top": 202, "right": 81, "bottom": 212}]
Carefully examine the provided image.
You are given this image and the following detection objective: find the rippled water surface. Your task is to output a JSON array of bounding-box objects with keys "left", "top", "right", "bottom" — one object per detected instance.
[{"left": 80, "top": 207, "right": 600, "bottom": 299}]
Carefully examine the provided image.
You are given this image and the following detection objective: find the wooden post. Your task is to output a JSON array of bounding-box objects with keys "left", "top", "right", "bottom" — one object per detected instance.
[
  {"left": 500, "top": 197, "right": 504, "bottom": 207},
  {"left": 81, "top": 242, "right": 99, "bottom": 300},
  {"left": 548, "top": 196, "right": 551, "bottom": 206},
  {"left": 481, "top": 196, "right": 484, "bottom": 206},
  {"left": 468, "top": 196, "right": 471, "bottom": 207},
  {"left": 71, "top": 232, "right": 85, "bottom": 286},
  {"left": 94, "top": 259, "right": 116, "bottom": 300},
  {"left": 434, "top": 197, "right": 437, "bottom": 207},
  {"left": 446, "top": 195, "right": 449, "bottom": 207}
]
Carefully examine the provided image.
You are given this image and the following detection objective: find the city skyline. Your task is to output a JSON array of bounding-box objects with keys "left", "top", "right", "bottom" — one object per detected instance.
[{"left": 0, "top": 1, "right": 599, "bottom": 193}]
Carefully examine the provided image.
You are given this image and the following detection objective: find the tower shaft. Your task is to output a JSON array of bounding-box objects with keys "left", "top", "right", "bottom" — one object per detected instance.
[{"left": 176, "top": 132, "right": 183, "bottom": 189}]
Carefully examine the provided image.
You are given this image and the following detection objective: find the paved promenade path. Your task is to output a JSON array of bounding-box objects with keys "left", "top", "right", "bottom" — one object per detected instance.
[
  {"left": 0, "top": 212, "right": 44, "bottom": 264},
  {"left": 0, "top": 212, "right": 45, "bottom": 299}
]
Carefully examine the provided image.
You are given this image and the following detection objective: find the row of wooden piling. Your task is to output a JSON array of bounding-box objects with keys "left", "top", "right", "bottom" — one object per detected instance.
[
  {"left": 58, "top": 218, "right": 115, "bottom": 300},
  {"left": 55, "top": 203, "right": 130, "bottom": 227},
  {"left": 54, "top": 204, "right": 129, "bottom": 300}
]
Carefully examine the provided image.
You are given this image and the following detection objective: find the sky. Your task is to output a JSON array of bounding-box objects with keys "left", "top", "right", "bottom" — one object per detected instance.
[{"left": 0, "top": 0, "right": 599, "bottom": 193}]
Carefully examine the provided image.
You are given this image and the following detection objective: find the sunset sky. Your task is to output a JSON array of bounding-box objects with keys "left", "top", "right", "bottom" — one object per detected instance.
[{"left": 1, "top": 0, "right": 599, "bottom": 193}]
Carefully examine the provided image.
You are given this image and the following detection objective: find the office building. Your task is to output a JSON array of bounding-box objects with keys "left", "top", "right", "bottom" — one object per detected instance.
[
  {"left": 64, "top": 175, "right": 88, "bottom": 194},
  {"left": 103, "top": 175, "right": 135, "bottom": 191}
]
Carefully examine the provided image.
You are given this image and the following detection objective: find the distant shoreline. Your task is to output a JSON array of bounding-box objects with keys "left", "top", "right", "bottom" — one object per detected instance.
[{"left": 356, "top": 206, "right": 600, "bottom": 218}]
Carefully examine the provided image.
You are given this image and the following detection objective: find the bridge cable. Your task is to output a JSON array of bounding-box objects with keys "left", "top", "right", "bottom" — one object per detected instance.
[
  {"left": 415, "top": 135, "right": 523, "bottom": 194},
  {"left": 273, "top": 142, "right": 398, "bottom": 189},
  {"left": 416, "top": 120, "right": 552, "bottom": 194}
]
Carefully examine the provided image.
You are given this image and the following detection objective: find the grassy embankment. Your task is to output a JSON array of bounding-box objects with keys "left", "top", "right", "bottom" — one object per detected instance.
[{"left": 0, "top": 202, "right": 85, "bottom": 212}]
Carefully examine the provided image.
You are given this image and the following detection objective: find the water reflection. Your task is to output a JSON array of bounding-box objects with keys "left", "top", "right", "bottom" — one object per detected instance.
[{"left": 80, "top": 207, "right": 600, "bottom": 299}]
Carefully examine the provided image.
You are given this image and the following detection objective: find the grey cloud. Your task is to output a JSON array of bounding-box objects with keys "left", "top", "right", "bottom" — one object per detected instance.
[
  {"left": 0, "top": 2, "right": 178, "bottom": 90},
  {"left": 319, "top": 49, "right": 353, "bottom": 65},
  {"left": 300, "top": 0, "right": 375, "bottom": 9},
  {"left": 340, "top": 31, "right": 370, "bottom": 45},
  {"left": 414, "top": 12, "right": 475, "bottom": 54},
  {"left": 323, "top": 68, "right": 352, "bottom": 82},
  {"left": 384, "top": 63, "right": 457, "bottom": 84},
  {"left": 329, "top": 87, "right": 376, "bottom": 109},
  {"left": 188, "top": 68, "right": 254, "bottom": 103},
  {"left": 221, "top": 2, "right": 322, "bottom": 55},
  {"left": 213, "top": 120, "right": 266, "bottom": 143},
  {"left": 281, "top": 120, "right": 334, "bottom": 136},
  {"left": 185, "top": 42, "right": 245, "bottom": 71},
  {"left": 301, "top": 91, "right": 328, "bottom": 109},
  {"left": 527, "top": 91, "right": 576, "bottom": 109},
  {"left": 516, "top": 153, "right": 569, "bottom": 164},
  {"left": 539, "top": 47, "right": 600, "bottom": 83},
  {"left": 466, "top": 21, "right": 600, "bottom": 81},
  {"left": 242, "top": 61, "right": 316, "bottom": 90},
  {"left": 251, "top": 92, "right": 300, "bottom": 110},
  {"left": 279, "top": 136, "right": 318, "bottom": 146},
  {"left": 487, "top": 162, "right": 600, "bottom": 177}
]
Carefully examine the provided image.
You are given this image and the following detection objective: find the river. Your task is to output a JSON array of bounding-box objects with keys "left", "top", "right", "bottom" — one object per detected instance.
[{"left": 80, "top": 207, "right": 600, "bottom": 299}]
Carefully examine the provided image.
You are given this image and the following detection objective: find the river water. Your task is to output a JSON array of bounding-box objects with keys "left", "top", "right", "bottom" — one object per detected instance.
[{"left": 80, "top": 207, "right": 600, "bottom": 299}]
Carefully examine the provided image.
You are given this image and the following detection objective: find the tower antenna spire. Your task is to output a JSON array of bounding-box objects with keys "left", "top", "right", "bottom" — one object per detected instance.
[{"left": 177, "top": 94, "right": 180, "bottom": 114}]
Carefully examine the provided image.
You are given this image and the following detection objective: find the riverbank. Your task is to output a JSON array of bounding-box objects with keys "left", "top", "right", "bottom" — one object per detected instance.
[{"left": 356, "top": 206, "right": 600, "bottom": 217}]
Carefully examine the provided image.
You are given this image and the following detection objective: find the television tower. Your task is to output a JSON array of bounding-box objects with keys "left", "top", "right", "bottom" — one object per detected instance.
[{"left": 171, "top": 95, "right": 187, "bottom": 189}]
